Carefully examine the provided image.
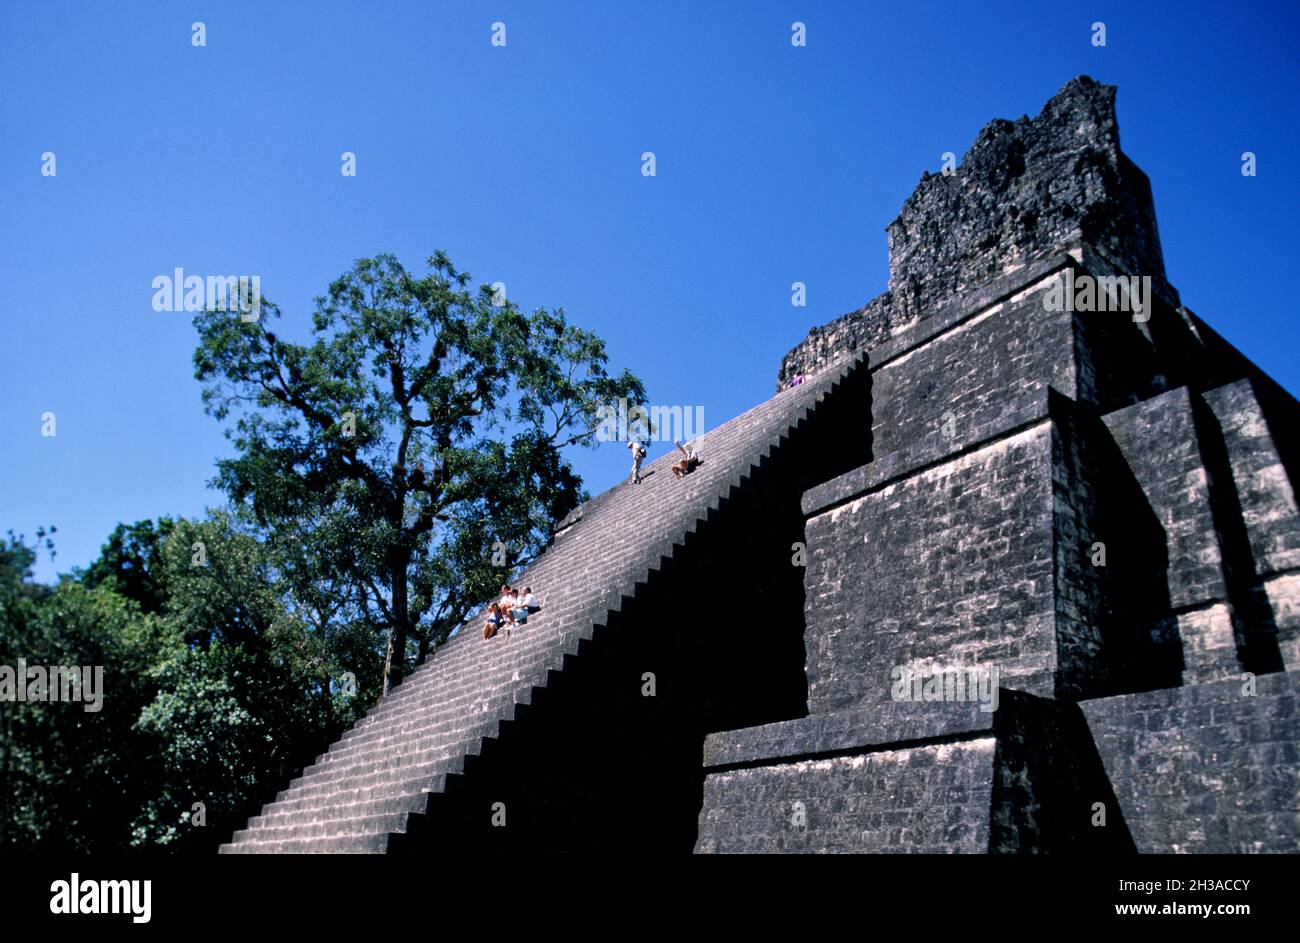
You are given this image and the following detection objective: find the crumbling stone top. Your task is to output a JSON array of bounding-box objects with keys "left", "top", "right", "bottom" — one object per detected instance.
[{"left": 778, "top": 76, "right": 1172, "bottom": 390}]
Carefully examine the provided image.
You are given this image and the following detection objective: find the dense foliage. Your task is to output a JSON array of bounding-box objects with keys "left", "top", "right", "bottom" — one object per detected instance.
[{"left": 0, "top": 519, "right": 366, "bottom": 852}]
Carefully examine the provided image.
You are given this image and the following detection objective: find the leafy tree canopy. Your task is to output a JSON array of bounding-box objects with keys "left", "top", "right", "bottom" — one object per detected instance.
[{"left": 192, "top": 252, "right": 647, "bottom": 690}]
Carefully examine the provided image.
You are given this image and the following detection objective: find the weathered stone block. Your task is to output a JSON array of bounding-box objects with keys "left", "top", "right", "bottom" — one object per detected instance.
[
  {"left": 803, "top": 423, "right": 1058, "bottom": 712},
  {"left": 1081, "top": 673, "right": 1300, "bottom": 853}
]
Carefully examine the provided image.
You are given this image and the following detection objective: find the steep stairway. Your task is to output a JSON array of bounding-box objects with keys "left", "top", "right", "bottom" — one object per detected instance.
[{"left": 219, "top": 352, "right": 866, "bottom": 852}]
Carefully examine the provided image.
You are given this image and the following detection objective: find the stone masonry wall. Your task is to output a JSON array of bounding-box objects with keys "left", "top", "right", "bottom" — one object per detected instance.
[
  {"left": 696, "top": 739, "right": 997, "bottom": 854},
  {"left": 796, "top": 264, "right": 1135, "bottom": 711},
  {"left": 1201, "top": 380, "right": 1300, "bottom": 577},
  {"left": 1050, "top": 398, "right": 1120, "bottom": 698},
  {"left": 803, "top": 423, "right": 1057, "bottom": 712},
  {"left": 1200, "top": 378, "right": 1300, "bottom": 671},
  {"left": 1103, "top": 388, "right": 1227, "bottom": 608},
  {"left": 1081, "top": 673, "right": 1300, "bottom": 853},
  {"left": 1101, "top": 388, "right": 1238, "bottom": 683},
  {"left": 866, "top": 284, "right": 1077, "bottom": 465},
  {"left": 695, "top": 692, "right": 1135, "bottom": 854}
]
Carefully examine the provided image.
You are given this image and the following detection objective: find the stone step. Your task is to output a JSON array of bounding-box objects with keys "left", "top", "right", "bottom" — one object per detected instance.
[
  {"left": 231, "top": 811, "right": 410, "bottom": 845},
  {"left": 296, "top": 722, "right": 503, "bottom": 790},
  {"left": 247, "top": 792, "right": 430, "bottom": 833},
  {"left": 334, "top": 641, "right": 582, "bottom": 745},
  {"left": 219, "top": 830, "right": 395, "bottom": 854},
  {"left": 250, "top": 775, "right": 446, "bottom": 828}
]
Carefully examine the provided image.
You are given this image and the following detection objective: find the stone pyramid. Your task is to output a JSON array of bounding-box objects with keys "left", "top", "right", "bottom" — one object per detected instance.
[{"left": 223, "top": 76, "right": 1299, "bottom": 854}]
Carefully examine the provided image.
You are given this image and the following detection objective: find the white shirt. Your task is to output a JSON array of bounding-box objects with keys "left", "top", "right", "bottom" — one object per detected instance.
[{"left": 522, "top": 593, "right": 539, "bottom": 608}]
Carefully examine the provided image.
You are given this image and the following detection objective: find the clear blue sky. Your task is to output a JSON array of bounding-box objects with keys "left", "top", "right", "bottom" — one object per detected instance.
[{"left": 2, "top": 1, "right": 1297, "bottom": 583}]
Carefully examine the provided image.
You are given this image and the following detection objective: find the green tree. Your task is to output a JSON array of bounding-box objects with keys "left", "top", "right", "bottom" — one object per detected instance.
[
  {"left": 130, "top": 512, "right": 368, "bottom": 849},
  {"left": 1, "top": 517, "right": 367, "bottom": 852},
  {"left": 0, "top": 531, "right": 51, "bottom": 848},
  {"left": 81, "top": 517, "right": 175, "bottom": 614},
  {"left": 193, "top": 252, "right": 646, "bottom": 692},
  {"left": 0, "top": 528, "right": 175, "bottom": 852}
]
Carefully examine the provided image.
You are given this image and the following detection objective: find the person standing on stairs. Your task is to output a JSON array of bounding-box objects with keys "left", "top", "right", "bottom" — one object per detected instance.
[{"left": 628, "top": 439, "right": 647, "bottom": 484}]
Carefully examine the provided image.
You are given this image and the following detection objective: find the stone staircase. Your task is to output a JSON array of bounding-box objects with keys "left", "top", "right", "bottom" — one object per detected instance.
[{"left": 219, "top": 352, "right": 866, "bottom": 852}]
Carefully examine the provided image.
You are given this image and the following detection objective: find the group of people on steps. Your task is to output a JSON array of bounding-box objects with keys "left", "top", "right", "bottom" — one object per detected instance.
[
  {"left": 481, "top": 438, "right": 702, "bottom": 640},
  {"left": 482, "top": 585, "right": 541, "bottom": 639}
]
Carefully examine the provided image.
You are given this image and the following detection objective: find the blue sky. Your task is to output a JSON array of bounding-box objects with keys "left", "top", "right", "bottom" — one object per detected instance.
[{"left": 2, "top": 1, "right": 1297, "bottom": 583}]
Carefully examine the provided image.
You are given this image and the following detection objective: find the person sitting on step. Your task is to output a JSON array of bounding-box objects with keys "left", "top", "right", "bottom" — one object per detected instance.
[
  {"left": 510, "top": 587, "right": 539, "bottom": 624},
  {"left": 498, "top": 584, "right": 516, "bottom": 615},
  {"left": 671, "top": 440, "right": 702, "bottom": 479},
  {"left": 509, "top": 588, "right": 531, "bottom": 624},
  {"left": 499, "top": 587, "right": 521, "bottom": 625},
  {"left": 483, "top": 603, "right": 504, "bottom": 640}
]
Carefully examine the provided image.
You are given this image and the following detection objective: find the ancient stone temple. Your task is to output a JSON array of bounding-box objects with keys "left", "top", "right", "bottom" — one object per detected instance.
[{"left": 221, "top": 76, "right": 1300, "bottom": 854}]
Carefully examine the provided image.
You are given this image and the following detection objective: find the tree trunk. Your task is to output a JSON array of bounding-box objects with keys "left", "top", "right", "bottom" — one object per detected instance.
[{"left": 381, "top": 550, "right": 411, "bottom": 695}]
